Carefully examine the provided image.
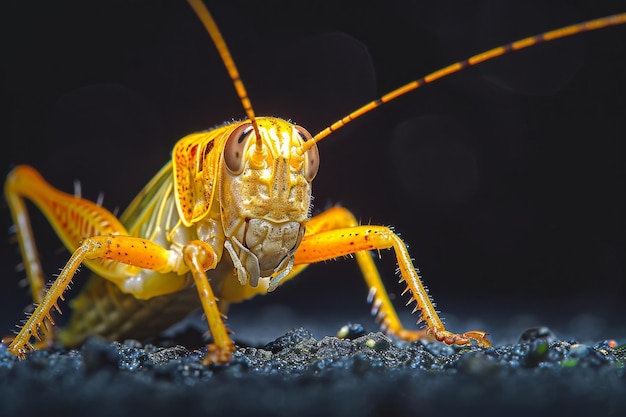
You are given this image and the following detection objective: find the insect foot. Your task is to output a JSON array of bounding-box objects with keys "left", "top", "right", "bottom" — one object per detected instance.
[
  {"left": 394, "top": 328, "right": 491, "bottom": 348},
  {"left": 203, "top": 341, "right": 236, "bottom": 365},
  {"left": 431, "top": 328, "right": 492, "bottom": 348}
]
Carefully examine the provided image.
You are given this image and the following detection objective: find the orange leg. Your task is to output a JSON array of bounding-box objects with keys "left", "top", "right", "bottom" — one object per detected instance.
[
  {"left": 292, "top": 206, "right": 490, "bottom": 348},
  {"left": 183, "top": 241, "right": 235, "bottom": 364},
  {"left": 4, "top": 165, "right": 234, "bottom": 363}
]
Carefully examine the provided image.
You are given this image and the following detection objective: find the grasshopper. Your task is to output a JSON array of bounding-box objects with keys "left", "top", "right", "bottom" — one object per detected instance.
[{"left": 4, "top": 1, "right": 625, "bottom": 364}]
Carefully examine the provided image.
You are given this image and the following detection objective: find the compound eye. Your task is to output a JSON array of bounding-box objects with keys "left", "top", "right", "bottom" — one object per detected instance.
[
  {"left": 224, "top": 123, "right": 254, "bottom": 174},
  {"left": 295, "top": 126, "right": 319, "bottom": 181}
]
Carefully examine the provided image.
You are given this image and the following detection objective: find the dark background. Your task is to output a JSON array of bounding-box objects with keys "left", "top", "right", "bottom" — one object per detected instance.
[{"left": 2, "top": 0, "right": 625, "bottom": 345}]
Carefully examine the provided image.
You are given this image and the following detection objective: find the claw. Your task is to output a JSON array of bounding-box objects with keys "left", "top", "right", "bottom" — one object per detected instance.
[{"left": 463, "top": 330, "right": 492, "bottom": 348}]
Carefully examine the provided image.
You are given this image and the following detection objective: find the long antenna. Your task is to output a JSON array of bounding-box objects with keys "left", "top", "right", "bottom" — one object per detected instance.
[
  {"left": 187, "top": 0, "right": 263, "bottom": 150},
  {"left": 301, "top": 13, "right": 626, "bottom": 152}
]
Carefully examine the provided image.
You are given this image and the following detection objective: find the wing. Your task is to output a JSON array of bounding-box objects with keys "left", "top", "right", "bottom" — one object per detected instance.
[
  {"left": 172, "top": 127, "right": 227, "bottom": 227},
  {"left": 120, "top": 161, "right": 175, "bottom": 236}
]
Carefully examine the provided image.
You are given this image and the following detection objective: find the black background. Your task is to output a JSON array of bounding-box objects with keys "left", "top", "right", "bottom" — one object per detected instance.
[{"left": 2, "top": 0, "right": 625, "bottom": 343}]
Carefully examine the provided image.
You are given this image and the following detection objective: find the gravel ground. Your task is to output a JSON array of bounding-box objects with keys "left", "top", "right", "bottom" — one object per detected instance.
[{"left": 2, "top": 318, "right": 626, "bottom": 417}]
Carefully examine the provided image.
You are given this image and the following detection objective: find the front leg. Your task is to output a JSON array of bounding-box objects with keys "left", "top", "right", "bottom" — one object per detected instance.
[
  {"left": 7, "top": 234, "right": 174, "bottom": 358},
  {"left": 293, "top": 206, "right": 490, "bottom": 348},
  {"left": 7, "top": 234, "right": 235, "bottom": 364},
  {"left": 183, "top": 241, "right": 235, "bottom": 364}
]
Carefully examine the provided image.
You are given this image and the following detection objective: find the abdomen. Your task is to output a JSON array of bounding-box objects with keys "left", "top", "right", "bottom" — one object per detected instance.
[{"left": 58, "top": 275, "right": 201, "bottom": 347}]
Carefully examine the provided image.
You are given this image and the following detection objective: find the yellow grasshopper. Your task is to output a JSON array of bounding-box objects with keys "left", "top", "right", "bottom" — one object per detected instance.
[{"left": 4, "top": 0, "right": 625, "bottom": 364}]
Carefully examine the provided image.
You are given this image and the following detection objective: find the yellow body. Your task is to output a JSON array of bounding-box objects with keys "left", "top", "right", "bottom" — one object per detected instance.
[{"left": 5, "top": 0, "right": 625, "bottom": 364}]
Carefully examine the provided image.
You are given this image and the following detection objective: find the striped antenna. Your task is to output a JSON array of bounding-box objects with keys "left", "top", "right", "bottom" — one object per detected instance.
[
  {"left": 301, "top": 12, "right": 626, "bottom": 152},
  {"left": 187, "top": 0, "right": 262, "bottom": 149}
]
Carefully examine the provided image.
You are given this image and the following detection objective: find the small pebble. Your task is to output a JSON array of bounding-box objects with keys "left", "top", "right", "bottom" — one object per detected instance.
[
  {"left": 336, "top": 323, "right": 366, "bottom": 340},
  {"left": 518, "top": 327, "right": 557, "bottom": 344}
]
